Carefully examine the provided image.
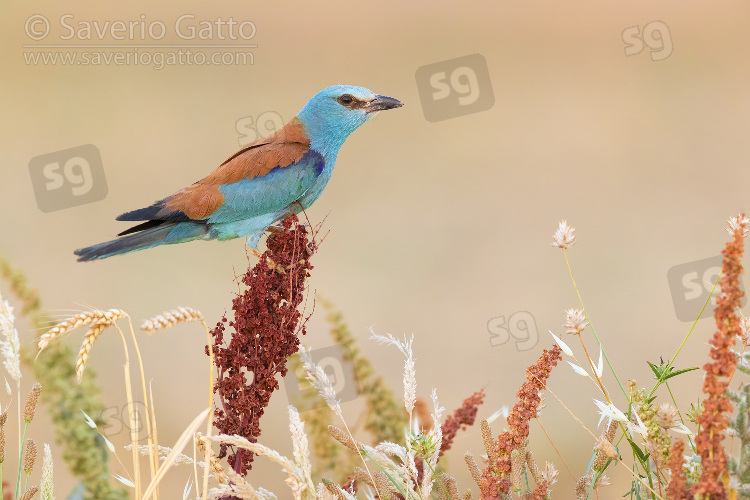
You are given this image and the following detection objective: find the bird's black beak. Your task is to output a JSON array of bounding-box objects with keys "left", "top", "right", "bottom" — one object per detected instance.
[{"left": 365, "top": 94, "right": 403, "bottom": 113}]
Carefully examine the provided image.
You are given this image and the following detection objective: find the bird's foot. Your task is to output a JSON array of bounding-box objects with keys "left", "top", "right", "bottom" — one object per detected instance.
[
  {"left": 266, "top": 223, "right": 309, "bottom": 235},
  {"left": 247, "top": 248, "right": 286, "bottom": 274}
]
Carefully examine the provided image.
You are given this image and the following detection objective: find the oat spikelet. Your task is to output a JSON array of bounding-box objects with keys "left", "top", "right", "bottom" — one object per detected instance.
[
  {"left": 37, "top": 309, "right": 127, "bottom": 352},
  {"left": 24, "top": 438, "right": 37, "bottom": 475},
  {"left": 140, "top": 307, "right": 203, "bottom": 333},
  {"left": 19, "top": 486, "right": 39, "bottom": 500},
  {"left": 75, "top": 322, "right": 114, "bottom": 383},
  {"left": 24, "top": 382, "right": 42, "bottom": 423},
  {"left": 465, "top": 452, "right": 482, "bottom": 487}
]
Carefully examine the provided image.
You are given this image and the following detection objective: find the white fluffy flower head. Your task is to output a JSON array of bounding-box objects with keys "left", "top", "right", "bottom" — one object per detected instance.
[{"left": 552, "top": 220, "right": 576, "bottom": 249}]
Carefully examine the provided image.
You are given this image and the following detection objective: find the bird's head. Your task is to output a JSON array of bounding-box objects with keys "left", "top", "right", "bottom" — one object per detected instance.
[{"left": 297, "top": 85, "right": 403, "bottom": 158}]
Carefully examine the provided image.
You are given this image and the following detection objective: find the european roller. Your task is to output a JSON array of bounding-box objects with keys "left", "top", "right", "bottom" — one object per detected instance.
[{"left": 75, "top": 85, "right": 402, "bottom": 261}]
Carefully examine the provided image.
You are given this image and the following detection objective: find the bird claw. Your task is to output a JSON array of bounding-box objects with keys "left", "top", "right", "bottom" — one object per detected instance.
[
  {"left": 267, "top": 223, "right": 309, "bottom": 235},
  {"left": 247, "top": 247, "right": 288, "bottom": 274}
]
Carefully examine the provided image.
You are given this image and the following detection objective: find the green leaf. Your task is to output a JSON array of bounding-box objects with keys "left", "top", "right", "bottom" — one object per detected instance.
[{"left": 647, "top": 361, "right": 699, "bottom": 382}]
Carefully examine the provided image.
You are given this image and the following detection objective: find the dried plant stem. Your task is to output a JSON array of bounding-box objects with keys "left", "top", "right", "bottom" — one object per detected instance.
[
  {"left": 113, "top": 324, "right": 140, "bottom": 499},
  {"left": 142, "top": 408, "right": 210, "bottom": 500},
  {"left": 575, "top": 334, "right": 610, "bottom": 403},
  {"left": 535, "top": 417, "right": 574, "bottom": 480},
  {"left": 543, "top": 382, "right": 664, "bottom": 499},
  {"left": 341, "top": 419, "right": 381, "bottom": 499},
  {"left": 192, "top": 436, "right": 200, "bottom": 500},
  {"left": 123, "top": 319, "right": 158, "bottom": 493},
  {"left": 202, "top": 319, "right": 214, "bottom": 500},
  {"left": 148, "top": 382, "right": 159, "bottom": 499}
]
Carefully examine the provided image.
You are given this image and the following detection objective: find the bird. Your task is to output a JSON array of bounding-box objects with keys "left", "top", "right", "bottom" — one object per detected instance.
[{"left": 75, "top": 85, "right": 403, "bottom": 261}]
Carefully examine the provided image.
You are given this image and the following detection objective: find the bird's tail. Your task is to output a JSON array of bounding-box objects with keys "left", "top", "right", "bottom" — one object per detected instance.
[{"left": 74, "top": 222, "right": 208, "bottom": 261}]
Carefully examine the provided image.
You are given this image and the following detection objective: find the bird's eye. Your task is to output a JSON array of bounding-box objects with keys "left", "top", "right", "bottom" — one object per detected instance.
[{"left": 337, "top": 94, "right": 354, "bottom": 106}]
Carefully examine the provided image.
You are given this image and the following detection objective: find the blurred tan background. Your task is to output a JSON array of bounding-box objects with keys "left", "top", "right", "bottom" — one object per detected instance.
[{"left": 2, "top": 1, "right": 750, "bottom": 497}]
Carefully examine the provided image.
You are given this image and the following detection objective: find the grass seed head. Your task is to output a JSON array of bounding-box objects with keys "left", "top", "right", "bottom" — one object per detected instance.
[
  {"left": 24, "top": 438, "right": 36, "bottom": 475},
  {"left": 24, "top": 382, "right": 42, "bottom": 423},
  {"left": 75, "top": 322, "right": 113, "bottom": 383},
  {"left": 551, "top": 220, "right": 576, "bottom": 249},
  {"left": 37, "top": 309, "right": 126, "bottom": 353},
  {"left": 140, "top": 307, "right": 203, "bottom": 334}
]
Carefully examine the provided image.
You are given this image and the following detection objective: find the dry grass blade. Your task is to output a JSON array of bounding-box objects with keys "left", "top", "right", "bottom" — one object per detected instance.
[
  {"left": 140, "top": 307, "right": 204, "bottom": 334},
  {"left": 37, "top": 309, "right": 127, "bottom": 353},
  {"left": 141, "top": 408, "right": 210, "bottom": 500}
]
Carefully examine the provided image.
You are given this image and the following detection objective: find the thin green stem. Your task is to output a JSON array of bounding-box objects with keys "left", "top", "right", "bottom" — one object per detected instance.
[
  {"left": 649, "top": 271, "right": 721, "bottom": 399},
  {"left": 424, "top": 458, "right": 450, "bottom": 499},
  {"left": 15, "top": 421, "right": 28, "bottom": 499},
  {"left": 15, "top": 381, "right": 20, "bottom": 454},
  {"left": 664, "top": 380, "right": 696, "bottom": 453},
  {"left": 563, "top": 251, "right": 627, "bottom": 399},
  {"left": 361, "top": 448, "right": 407, "bottom": 498}
]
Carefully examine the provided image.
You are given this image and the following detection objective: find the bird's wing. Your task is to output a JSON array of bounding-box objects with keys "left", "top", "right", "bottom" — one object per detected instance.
[{"left": 117, "top": 118, "right": 319, "bottom": 229}]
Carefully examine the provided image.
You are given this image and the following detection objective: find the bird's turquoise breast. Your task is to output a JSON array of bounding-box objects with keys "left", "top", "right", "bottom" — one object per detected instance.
[{"left": 206, "top": 150, "right": 332, "bottom": 246}]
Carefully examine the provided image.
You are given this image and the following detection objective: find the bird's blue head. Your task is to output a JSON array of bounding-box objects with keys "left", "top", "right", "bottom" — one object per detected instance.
[{"left": 296, "top": 85, "right": 403, "bottom": 159}]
